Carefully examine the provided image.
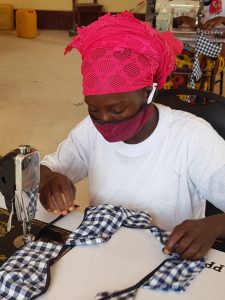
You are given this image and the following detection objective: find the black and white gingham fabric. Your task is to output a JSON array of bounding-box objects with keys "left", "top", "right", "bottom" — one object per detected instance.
[
  {"left": 143, "top": 226, "right": 205, "bottom": 292},
  {"left": 95, "top": 290, "right": 138, "bottom": 300},
  {"left": 189, "top": 32, "right": 222, "bottom": 89},
  {"left": 0, "top": 204, "right": 151, "bottom": 299},
  {"left": 26, "top": 185, "right": 39, "bottom": 220},
  {"left": 0, "top": 241, "right": 63, "bottom": 300},
  {"left": 0, "top": 205, "right": 205, "bottom": 300},
  {"left": 95, "top": 226, "right": 205, "bottom": 300},
  {"left": 65, "top": 204, "right": 152, "bottom": 246}
]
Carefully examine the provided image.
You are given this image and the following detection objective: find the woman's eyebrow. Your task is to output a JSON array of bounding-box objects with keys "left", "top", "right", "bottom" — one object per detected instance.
[{"left": 84, "top": 98, "right": 127, "bottom": 106}]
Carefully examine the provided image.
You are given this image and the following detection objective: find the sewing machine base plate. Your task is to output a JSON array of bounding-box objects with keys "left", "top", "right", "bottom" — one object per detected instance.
[{"left": 0, "top": 207, "right": 71, "bottom": 266}]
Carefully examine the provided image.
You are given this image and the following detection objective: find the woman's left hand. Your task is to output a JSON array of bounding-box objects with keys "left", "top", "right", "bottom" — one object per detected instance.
[
  {"left": 201, "top": 16, "right": 225, "bottom": 29},
  {"left": 164, "top": 217, "right": 221, "bottom": 260}
]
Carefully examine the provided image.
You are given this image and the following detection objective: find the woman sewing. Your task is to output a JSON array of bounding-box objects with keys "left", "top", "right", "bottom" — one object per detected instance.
[
  {"left": 40, "top": 11, "right": 225, "bottom": 261},
  {"left": 164, "top": 0, "right": 225, "bottom": 96}
]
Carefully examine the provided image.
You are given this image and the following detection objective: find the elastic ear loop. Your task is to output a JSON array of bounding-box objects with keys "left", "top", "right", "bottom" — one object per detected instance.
[{"left": 147, "top": 83, "right": 158, "bottom": 104}]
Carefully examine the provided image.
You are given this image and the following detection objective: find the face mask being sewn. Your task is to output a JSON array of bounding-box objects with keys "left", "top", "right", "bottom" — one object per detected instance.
[
  {"left": 95, "top": 226, "right": 205, "bottom": 300},
  {"left": 0, "top": 204, "right": 205, "bottom": 300},
  {"left": 0, "top": 204, "right": 151, "bottom": 300},
  {"left": 0, "top": 241, "right": 63, "bottom": 300},
  {"left": 91, "top": 84, "right": 157, "bottom": 142}
]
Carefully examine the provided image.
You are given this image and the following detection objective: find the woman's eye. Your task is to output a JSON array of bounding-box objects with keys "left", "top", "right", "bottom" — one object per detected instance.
[
  {"left": 112, "top": 109, "right": 125, "bottom": 114},
  {"left": 88, "top": 108, "right": 97, "bottom": 113}
]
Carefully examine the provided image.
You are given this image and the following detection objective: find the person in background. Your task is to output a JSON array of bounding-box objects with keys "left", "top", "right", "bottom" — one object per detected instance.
[
  {"left": 164, "top": 0, "right": 225, "bottom": 94},
  {"left": 40, "top": 11, "right": 225, "bottom": 261}
]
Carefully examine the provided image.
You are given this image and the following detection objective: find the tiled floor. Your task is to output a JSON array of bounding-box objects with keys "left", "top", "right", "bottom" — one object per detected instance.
[
  {"left": 0, "top": 30, "right": 225, "bottom": 208},
  {"left": 0, "top": 30, "right": 89, "bottom": 207}
]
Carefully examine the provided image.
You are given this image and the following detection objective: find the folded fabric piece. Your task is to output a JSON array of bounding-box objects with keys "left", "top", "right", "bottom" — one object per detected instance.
[
  {"left": 0, "top": 241, "right": 63, "bottom": 300},
  {"left": 65, "top": 204, "right": 152, "bottom": 246},
  {"left": 95, "top": 226, "right": 205, "bottom": 300}
]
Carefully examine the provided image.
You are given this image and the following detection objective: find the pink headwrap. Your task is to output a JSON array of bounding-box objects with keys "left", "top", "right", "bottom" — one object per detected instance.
[{"left": 65, "top": 11, "right": 183, "bottom": 95}]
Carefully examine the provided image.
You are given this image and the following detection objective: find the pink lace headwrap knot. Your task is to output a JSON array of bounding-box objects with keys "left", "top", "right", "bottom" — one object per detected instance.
[{"left": 65, "top": 11, "right": 183, "bottom": 95}]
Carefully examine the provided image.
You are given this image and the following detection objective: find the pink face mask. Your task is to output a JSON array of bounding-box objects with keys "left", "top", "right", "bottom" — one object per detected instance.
[{"left": 91, "top": 84, "right": 157, "bottom": 142}]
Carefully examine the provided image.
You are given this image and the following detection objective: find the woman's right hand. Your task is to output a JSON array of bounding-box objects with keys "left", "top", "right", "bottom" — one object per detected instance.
[
  {"left": 179, "top": 16, "right": 198, "bottom": 30},
  {"left": 39, "top": 165, "right": 76, "bottom": 215}
]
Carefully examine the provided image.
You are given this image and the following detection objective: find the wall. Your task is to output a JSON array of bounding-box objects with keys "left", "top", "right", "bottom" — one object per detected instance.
[
  {"left": 0, "top": 0, "right": 72, "bottom": 10},
  {"left": 0, "top": 0, "right": 146, "bottom": 30},
  {"left": 0, "top": 0, "right": 146, "bottom": 12},
  {"left": 99, "top": 0, "right": 146, "bottom": 13}
]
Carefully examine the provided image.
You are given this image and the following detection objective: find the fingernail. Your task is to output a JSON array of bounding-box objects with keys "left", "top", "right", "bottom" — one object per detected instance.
[
  {"left": 69, "top": 207, "right": 74, "bottom": 211},
  {"left": 62, "top": 210, "right": 68, "bottom": 215},
  {"left": 53, "top": 210, "right": 59, "bottom": 214},
  {"left": 162, "top": 247, "right": 171, "bottom": 255}
]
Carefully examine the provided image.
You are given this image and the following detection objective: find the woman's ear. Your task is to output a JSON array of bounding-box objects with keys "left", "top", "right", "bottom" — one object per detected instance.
[
  {"left": 143, "top": 86, "right": 151, "bottom": 100},
  {"left": 143, "top": 86, "right": 158, "bottom": 103}
]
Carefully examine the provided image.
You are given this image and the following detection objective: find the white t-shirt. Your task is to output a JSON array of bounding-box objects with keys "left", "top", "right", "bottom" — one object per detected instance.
[{"left": 42, "top": 104, "right": 225, "bottom": 230}]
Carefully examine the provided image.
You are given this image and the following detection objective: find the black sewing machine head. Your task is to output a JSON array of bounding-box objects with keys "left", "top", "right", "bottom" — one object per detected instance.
[{"left": 0, "top": 145, "right": 40, "bottom": 243}]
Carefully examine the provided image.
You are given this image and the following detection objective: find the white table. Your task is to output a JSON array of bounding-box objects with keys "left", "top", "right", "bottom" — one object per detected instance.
[{"left": 1, "top": 193, "right": 225, "bottom": 300}]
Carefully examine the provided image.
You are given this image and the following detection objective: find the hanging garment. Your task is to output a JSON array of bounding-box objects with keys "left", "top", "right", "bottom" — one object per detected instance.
[
  {"left": 189, "top": 32, "right": 222, "bottom": 89},
  {"left": 209, "top": 0, "right": 223, "bottom": 14},
  {"left": 0, "top": 204, "right": 205, "bottom": 300}
]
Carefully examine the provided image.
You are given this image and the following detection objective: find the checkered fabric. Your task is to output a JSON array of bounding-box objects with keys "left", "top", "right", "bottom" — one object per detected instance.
[
  {"left": 0, "top": 241, "right": 63, "bottom": 300},
  {"left": 95, "top": 226, "right": 205, "bottom": 300},
  {"left": 26, "top": 185, "right": 39, "bottom": 220},
  {"left": 65, "top": 204, "right": 151, "bottom": 246},
  {"left": 143, "top": 226, "right": 205, "bottom": 292},
  {"left": 95, "top": 290, "right": 137, "bottom": 300},
  {"left": 149, "top": 225, "right": 170, "bottom": 244},
  {"left": 142, "top": 256, "right": 205, "bottom": 292},
  {"left": 0, "top": 205, "right": 205, "bottom": 300},
  {"left": 189, "top": 32, "right": 222, "bottom": 89}
]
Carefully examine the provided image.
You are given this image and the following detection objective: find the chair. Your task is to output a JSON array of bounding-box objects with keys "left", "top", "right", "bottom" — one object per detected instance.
[
  {"left": 154, "top": 88, "right": 225, "bottom": 140},
  {"left": 169, "top": 56, "right": 224, "bottom": 95},
  {"left": 154, "top": 88, "right": 225, "bottom": 214},
  {"left": 154, "top": 88, "right": 225, "bottom": 250},
  {"left": 69, "top": 0, "right": 103, "bottom": 36},
  {"left": 215, "top": 67, "right": 224, "bottom": 96}
]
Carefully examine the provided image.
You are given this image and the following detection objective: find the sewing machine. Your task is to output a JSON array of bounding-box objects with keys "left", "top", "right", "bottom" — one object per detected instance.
[
  {"left": 155, "top": 0, "right": 203, "bottom": 31},
  {"left": 0, "top": 145, "right": 40, "bottom": 244}
]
